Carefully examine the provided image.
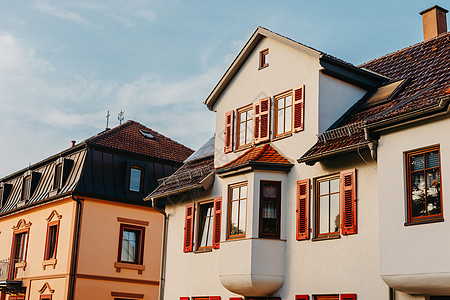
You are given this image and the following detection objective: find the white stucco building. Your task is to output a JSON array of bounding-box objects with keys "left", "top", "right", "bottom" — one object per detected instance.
[{"left": 148, "top": 5, "right": 450, "bottom": 300}]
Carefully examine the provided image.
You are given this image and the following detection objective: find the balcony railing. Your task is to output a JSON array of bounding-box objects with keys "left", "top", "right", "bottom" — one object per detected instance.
[{"left": 0, "top": 258, "right": 24, "bottom": 281}]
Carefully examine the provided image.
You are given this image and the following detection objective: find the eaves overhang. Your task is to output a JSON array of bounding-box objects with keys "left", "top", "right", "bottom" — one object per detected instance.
[
  {"left": 297, "top": 141, "right": 371, "bottom": 166},
  {"left": 319, "top": 55, "right": 390, "bottom": 90},
  {"left": 216, "top": 161, "right": 293, "bottom": 178}
]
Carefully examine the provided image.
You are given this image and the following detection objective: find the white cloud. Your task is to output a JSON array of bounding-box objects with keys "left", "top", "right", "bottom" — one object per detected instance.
[{"left": 32, "top": 2, "right": 99, "bottom": 29}]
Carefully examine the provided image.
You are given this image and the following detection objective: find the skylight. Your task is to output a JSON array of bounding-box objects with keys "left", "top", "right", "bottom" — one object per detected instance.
[{"left": 139, "top": 129, "right": 155, "bottom": 139}]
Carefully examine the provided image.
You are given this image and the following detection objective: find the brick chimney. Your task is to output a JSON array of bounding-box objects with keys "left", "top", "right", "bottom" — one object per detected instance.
[{"left": 420, "top": 5, "right": 448, "bottom": 40}]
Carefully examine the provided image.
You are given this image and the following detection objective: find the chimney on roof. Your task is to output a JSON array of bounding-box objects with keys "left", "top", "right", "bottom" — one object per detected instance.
[
  {"left": 71, "top": 140, "right": 76, "bottom": 147},
  {"left": 420, "top": 5, "right": 448, "bottom": 40}
]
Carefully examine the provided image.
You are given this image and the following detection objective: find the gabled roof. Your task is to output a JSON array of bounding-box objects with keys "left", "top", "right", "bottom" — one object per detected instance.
[
  {"left": 299, "top": 32, "right": 450, "bottom": 164},
  {"left": 204, "top": 27, "right": 388, "bottom": 111},
  {"left": 86, "top": 120, "right": 194, "bottom": 163},
  {"left": 216, "top": 144, "right": 293, "bottom": 177}
]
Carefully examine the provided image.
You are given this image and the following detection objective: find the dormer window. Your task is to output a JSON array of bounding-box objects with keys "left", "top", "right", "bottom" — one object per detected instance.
[
  {"left": 22, "top": 175, "right": 31, "bottom": 201},
  {"left": 129, "top": 166, "right": 143, "bottom": 193},
  {"left": 0, "top": 183, "right": 12, "bottom": 208},
  {"left": 139, "top": 129, "right": 155, "bottom": 140},
  {"left": 259, "top": 48, "right": 269, "bottom": 69},
  {"left": 54, "top": 163, "right": 62, "bottom": 190}
]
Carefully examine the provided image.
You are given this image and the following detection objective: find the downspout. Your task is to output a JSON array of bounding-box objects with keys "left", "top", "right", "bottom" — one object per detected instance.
[
  {"left": 68, "top": 194, "right": 83, "bottom": 300},
  {"left": 152, "top": 198, "right": 168, "bottom": 300}
]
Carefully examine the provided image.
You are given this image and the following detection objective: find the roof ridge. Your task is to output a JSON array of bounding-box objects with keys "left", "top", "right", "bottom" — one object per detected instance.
[{"left": 360, "top": 31, "right": 450, "bottom": 67}]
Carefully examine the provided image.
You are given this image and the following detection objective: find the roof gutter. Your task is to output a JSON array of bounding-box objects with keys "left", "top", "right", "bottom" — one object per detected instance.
[{"left": 298, "top": 141, "right": 371, "bottom": 165}]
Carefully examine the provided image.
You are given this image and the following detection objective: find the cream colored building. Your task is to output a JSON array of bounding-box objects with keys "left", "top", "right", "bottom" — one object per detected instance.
[
  {"left": 0, "top": 121, "right": 193, "bottom": 300},
  {"left": 149, "top": 5, "right": 450, "bottom": 300}
]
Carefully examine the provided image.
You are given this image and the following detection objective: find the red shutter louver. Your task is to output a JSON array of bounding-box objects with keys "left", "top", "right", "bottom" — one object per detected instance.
[
  {"left": 259, "top": 97, "right": 271, "bottom": 142},
  {"left": 180, "top": 298, "right": 190, "bottom": 300},
  {"left": 293, "top": 85, "right": 305, "bottom": 132},
  {"left": 213, "top": 197, "right": 222, "bottom": 249},
  {"left": 340, "top": 169, "right": 357, "bottom": 235},
  {"left": 183, "top": 203, "right": 194, "bottom": 252},
  {"left": 296, "top": 179, "right": 310, "bottom": 240},
  {"left": 253, "top": 101, "right": 260, "bottom": 142},
  {"left": 340, "top": 294, "right": 356, "bottom": 300},
  {"left": 210, "top": 297, "right": 221, "bottom": 300},
  {"left": 295, "top": 296, "right": 309, "bottom": 300},
  {"left": 224, "top": 110, "right": 234, "bottom": 153}
]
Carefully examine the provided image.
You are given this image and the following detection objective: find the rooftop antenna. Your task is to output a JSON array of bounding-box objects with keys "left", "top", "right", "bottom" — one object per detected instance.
[
  {"left": 118, "top": 110, "right": 125, "bottom": 125},
  {"left": 105, "top": 110, "right": 111, "bottom": 130}
]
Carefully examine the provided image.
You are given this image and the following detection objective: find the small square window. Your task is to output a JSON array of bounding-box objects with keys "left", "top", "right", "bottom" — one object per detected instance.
[
  {"left": 259, "top": 48, "right": 269, "bottom": 69},
  {"left": 129, "top": 167, "right": 143, "bottom": 193},
  {"left": 118, "top": 224, "right": 145, "bottom": 264}
]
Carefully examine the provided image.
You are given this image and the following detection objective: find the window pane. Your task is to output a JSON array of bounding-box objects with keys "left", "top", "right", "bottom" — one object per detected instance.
[
  {"left": 47, "top": 225, "right": 58, "bottom": 259},
  {"left": 286, "top": 95, "right": 292, "bottom": 106},
  {"left": 425, "top": 151, "right": 439, "bottom": 168},
  {"left": 121, "top": 230, "right": 137, "bottom": 262},
  {"left": 129, "top": 168, "right": 142, "bottom": 192},
  {"left": 240, "top": 185, "right": 247, "bottom": 199},
  {"left": 247, "top": 109, "right": 253, "bottom": 119},
  {"left": 285, "top": 106, "right": 292, "bottom": 131},
  {"left": 411, "top": 171, "right": 426, "bottom": 217},
  {"left": 319, "top": 180, "right": 329, "bottom": 195},
  {"left": 330, "top": 178, "right": 339, "bottom": 193},
  {"left": 238, "top": 200, "right": 246, "bottom": 234},
  {"left": 232, "top": 187, "right": 239, "bottom": 200},
  {"left": 319, "top": 195, "right": 329, "bottom": 234},
  {"left": 277, "top": 108, "right": 284, "bottom": 135},
  {"left": 330, "top": 193, "right": 340, "bottom": 233},
  {"left": 239, "top": 123, "right": 245, "bottom": 146},
  {"left": 411, "top": 154, "right": 424, "bottom": 171},
  {"left": 277, "top": 98, "right": 284, "bottom": 109},
  {"left": 246, "top": 119, "right": 252, "bottom": 144},
  {"left": 230, "top": 200, "right": 239, "bottom": 236},
  {"left": 426, "top": 168, "right": 441, "bottom": 215},
  {"left": 198, "top": 203, "right": 214, "bottom": 248}
]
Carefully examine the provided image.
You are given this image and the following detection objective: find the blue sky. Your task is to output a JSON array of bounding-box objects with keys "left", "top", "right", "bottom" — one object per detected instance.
[{"left": 0, "top": 0, "right": 448, "bottom": 175}]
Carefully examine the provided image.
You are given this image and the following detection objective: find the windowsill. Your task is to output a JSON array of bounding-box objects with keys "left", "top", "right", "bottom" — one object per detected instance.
[
  {"left": 15, "top": 261, "right": 27, "bottom": 270},
  {"left": 272, "top": 132, "right": 292, "bottom": 142},
  {"left": 114, "top": 262, "right": 145, "bottom": 274},
  {"left": 312, "top": 234, "right": 341, "bottom": 242},
  {"left": 194, "top": 247, "right": 213, "bottom": 254},
  {"left": 42, "top": 258, "right": 57, "bottom": 270},
  {"left": 404, "top": 216, "right": 444, "bottom": 226},
  {"left": 234, "top": 144, "right": 252, "bottom": 153},
  {"left": 258, "top": 65, "right": 269, "bottom": 70}
]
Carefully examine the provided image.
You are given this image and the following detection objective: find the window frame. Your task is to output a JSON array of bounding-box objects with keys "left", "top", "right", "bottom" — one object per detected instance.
[
  {"left": 9, "top": 227, "right": 30, "bottom": 279},
  {"left": 196, "top": 200, "right": 215, "bottom": 250},
  {"left": 314, "top": 174, "right": 341, "bottom": 240},
  {"left": 22, "top": 175, "right": 31, "bottom": 201},
  {"left": 259, "top": 48, "right": 269, "bottom": 69},
  {"left": 227, "top": 182, "right": 248, "bottom": 240},
  {"left": 274, "top": 90, "right": 293, "bottom": 138},
  {"left": 129, "top": 166, "right": 144, "bottom": 193},
  {"left": 44, "top": 220, "right": 60, "bottom": 261},
  {"left": 405, "top": 145, "right": 443, "bottom": 225},
  {"left": 236, "top": 104, "right": 253, "bottom": 149},
  {"left": 53, "top": 163, "right": 63, "bottom": 190},
  {"left": 259, "top": 181, "right": 281, "bottom": 239},
  {"left": 117, "top": 224, "right": 145, "bottom": 265}
]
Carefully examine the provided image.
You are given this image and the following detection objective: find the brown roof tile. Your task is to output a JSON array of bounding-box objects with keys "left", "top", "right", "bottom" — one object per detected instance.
[{"left": 86, "top": 120, "right": 194, "bottom": 163}]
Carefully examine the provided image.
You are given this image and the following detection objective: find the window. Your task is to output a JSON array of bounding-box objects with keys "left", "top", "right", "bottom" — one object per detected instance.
[
  {"left": 259, "top": 48, "right": 269, "bottom": 69},
  {"left": 274, "top": 91, "right": 293, "bottom": 137},
  {"left": 12, "top": 230, "right": 28, "bottom": 262},
  {"left": 22, "top": 175, "right": 31, "bottom": 201},
  {"left": 228, "top": 183, "right": 247, "bottom": 239},
  {"left": 118, "top": 224, "right": 145, "bottom": 264},
  {"left": 129, "top": 167, "right": 143, "bottom": 193},
  {"left": 237, "top": 105, "right": 253, "bottom": 148},
  {"left": 406, "top": 146, "right": 443, "bottom": 224},
  {"left": 197, "top": 202, "right": 214, "bottom": 249},
  {"left": 315, "top": 176, "right": 340, "bottom": 238},
  {"left": 44, "top": 221, "right": 59, "bottom": 260},
  {"left": 0, "top": 187, "right": 3, "bottom": 208},
  {"left": 54, "top": 163, "right": 62, "bottom": 190},
  {"left": 259, "top": 181, "right": 281, "bottom": 239},
  {"left": 184, "top": 198, "right": 222, "bottom": 252}
]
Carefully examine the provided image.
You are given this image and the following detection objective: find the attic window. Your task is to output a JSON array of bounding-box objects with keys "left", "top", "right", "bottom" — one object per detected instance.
[
  {"left": 139, "top": 130, "right": 155, "bottom": 140},
  {"left": 259, "top": 48, "right": 269, "bottom": 69}
]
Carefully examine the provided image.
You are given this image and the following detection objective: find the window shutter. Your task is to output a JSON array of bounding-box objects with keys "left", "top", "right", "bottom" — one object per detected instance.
[
  {"left": 213, "top": 197, "right": 222, "bottom": 249},
  {"left": 340, "top": 169, "right": 357, "bottom": 235},
  {"left": 229, "top": 298, "right": 243, "bottom": 300},
  {"left": 296, "top": 179, "right": 310, "bottom": 240},
  {"left": 293, "top": 85, "right": 305, "bottom": 132},
  {"left": 295, "top": 296, "right": 309, "bottom": 300},
  {"left": 253, "top": 101, "right": 261, "bottom": 142},
  {"left": 224, "top": 110, "right": 234, "bottom": 153},
  {"left": 183, "top": 203, "right": 194, "bottom": 252},
  {"left": 210, "top": 297, "right": 221, "bottom": 300},
  {"left": 259, "top": 97, "right": 271, "bottom": 142},
  {"left": 340, "top": 294, "right": 356, "bottom": 300},
  {"left": 180, "top": 298, "right": 190, "bottom": 300}
]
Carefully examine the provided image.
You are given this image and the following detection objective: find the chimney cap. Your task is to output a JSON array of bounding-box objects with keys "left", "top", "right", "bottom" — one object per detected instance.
[{"left": 420, "top": 5, "right": 448, "bottom": 15}]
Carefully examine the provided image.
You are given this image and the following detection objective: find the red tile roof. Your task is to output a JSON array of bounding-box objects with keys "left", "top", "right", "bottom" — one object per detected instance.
[
  {"left": 216, "top": 144, "right": 292, "bottom": 173},
  {"left": 300, "top": 32, "right": 450, "bottom": 163},
  {"left": 86, "top": 120, "right": 194, "bottom": 163}
]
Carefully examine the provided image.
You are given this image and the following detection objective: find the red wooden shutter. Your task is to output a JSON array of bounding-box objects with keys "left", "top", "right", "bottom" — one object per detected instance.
[
  {"left": 213, "top": 197, "right": 222, "bottom": 249},
  {"left": 340, "top": 294, "right": 356, "bottom": 300},
  {"left": 210, "top": 297, "right": 221, "bottom": 300},
  {"left": 340, "top": 169, "right": 357, "bottom": 235},
  {"left": 293, "top": 85, "right": 305, "bottom": 132},
  {"left": 296, "top": 179, "right": 310, "bottom": 240},
  {"left": 295, "top": 296, "right": 309, "bottom": 300},
  {"left": 224, "top": 110, "right": 234, "bottom": 153},
  {"left": 253, "top": 101, "right": 261, "bottom": 143},
  {"left": 229, "top": 298, "right": 243, "bottom": 300},
  {"left": 259, "top": 97, "right": 271, "bottom": 142},
  {"left": 180, "top": 298, "right": 190, "bottom": 300},
  {"left": 183, "top": 203, "right": 194, "bottom": 252}
]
